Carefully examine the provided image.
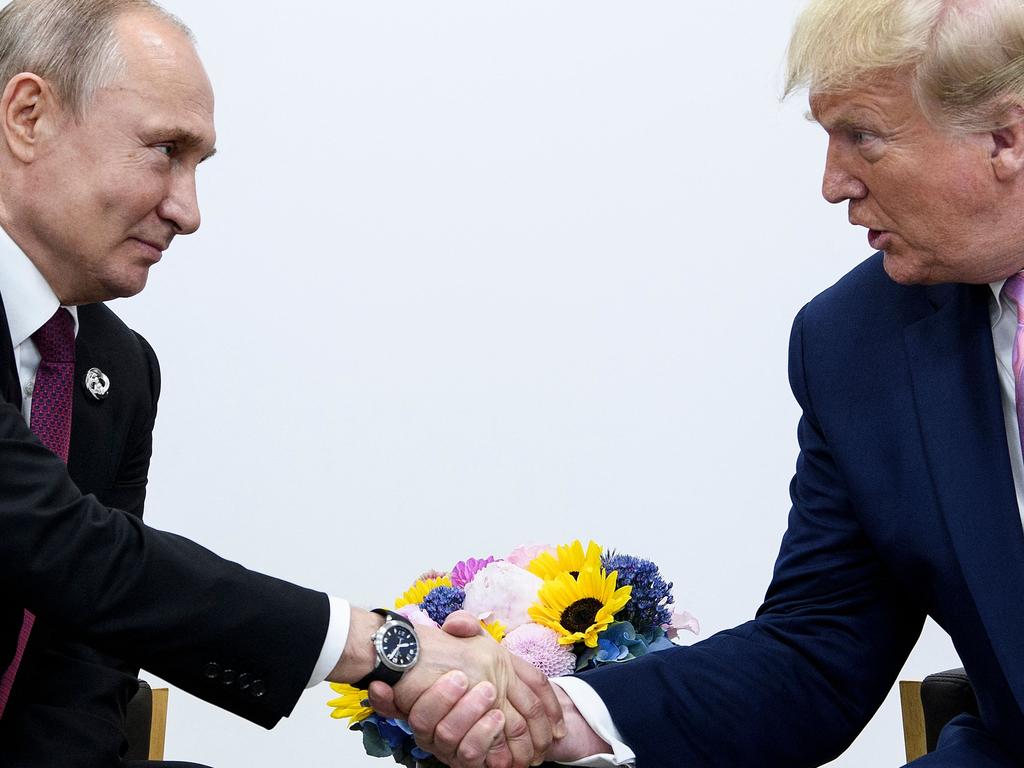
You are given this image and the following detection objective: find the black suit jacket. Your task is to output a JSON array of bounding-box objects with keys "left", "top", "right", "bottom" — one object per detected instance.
[
  {"left": 0, "top": 291, "right": 332, "bottom": 760},
  {"left": 0, "top": 300, "right": 162, "bottom": 765}
]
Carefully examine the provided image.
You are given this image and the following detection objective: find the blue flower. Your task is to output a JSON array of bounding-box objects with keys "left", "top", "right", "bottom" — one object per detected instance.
[
  {"left": 421, "top": 585, "right": 466, "bottom": 625},
  {"left": 596, "top": 637, "right": 630, "bottom": 662},
  {"left": 602, "top": 553, "right": 673, "bottom": 632}
]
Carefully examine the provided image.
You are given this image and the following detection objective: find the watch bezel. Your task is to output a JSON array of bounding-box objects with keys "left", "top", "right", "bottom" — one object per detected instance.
[{"left": 372, "top": 618, "right": 419, "bottom": 673}]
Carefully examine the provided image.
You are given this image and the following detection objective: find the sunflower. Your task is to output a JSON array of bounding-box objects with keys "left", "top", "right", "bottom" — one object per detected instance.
[
  {"left": 327, "top": 683, "right": 374, "bottom": 727},
  {"left": 395, "top": 574, "right": 452, "bottom": 609},
  {"left": 481, "top": 618, "right": 507, "bottom": 643},
  {"left": 527, "top": 540, "right": 603, "bottom": 582},
  {"left": 529, "top": 567, "right": 632, "bottom": 647}
]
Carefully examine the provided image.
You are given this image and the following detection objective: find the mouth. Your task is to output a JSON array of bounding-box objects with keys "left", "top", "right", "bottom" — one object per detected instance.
[
  {"left": 131, "top": 237, "right": 168, "bottom": 261},
  {"left": 867, "top": 229, "right": 891, "bottom": 251}
]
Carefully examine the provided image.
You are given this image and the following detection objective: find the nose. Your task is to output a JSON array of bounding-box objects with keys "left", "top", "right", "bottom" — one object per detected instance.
[
  {"left": 157, "top": 168, "right": 202, "bottom": 235},
  {"left": 821, "top": 140, "right": 867, "bottom": 204}
]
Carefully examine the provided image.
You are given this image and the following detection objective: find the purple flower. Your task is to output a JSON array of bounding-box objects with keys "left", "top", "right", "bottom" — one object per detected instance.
[
  {"left": 421, "top": 586, "right": 466, "bottom": 625},
  {"left": 451, "top": 556, "right": 497, "bottom": 589}
]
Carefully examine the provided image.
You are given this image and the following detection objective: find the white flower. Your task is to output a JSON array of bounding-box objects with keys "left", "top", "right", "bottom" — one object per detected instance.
[{"left": 462, "top": 561, "right": 544, "bottom": 632}]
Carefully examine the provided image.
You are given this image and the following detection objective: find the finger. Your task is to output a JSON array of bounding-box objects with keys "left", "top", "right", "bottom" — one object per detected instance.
[
  {"left": 405, "top": 671, "right": 471, "bottom": 756},
  {"left": 499, "top": 704, "right": 536, "bottom": 768},
  {"left": 455, "top": 709, "right": 507, "bottom": 768},
  {"left": 512, "top": 653, "right": 566, "bottom": 739},
  {"left": 484, "top": 714, "right": 514, "bottom": 768},
  {"left": 443, "top": 609, "right": 484, "bottom": 638},
  {"left": 366, "top": 681, "right": 402, "bottom": 719},
  {"left": 430, "top": 681, "right": 500, "bottom": 762},
  {"left": 505, "top": 672, "right": 552, "bottom": 762}
]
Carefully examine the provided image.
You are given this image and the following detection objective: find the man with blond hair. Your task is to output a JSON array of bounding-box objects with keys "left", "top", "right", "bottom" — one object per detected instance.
[
  {"left": 0, "top": 1, "right": 564, "bottom": 766},
  {"left": 386, "top": 1, "right": 1024, "bottom": 766}
]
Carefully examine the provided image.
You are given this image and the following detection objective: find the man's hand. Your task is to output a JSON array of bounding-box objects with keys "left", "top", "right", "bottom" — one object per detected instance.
[{"left": 367, "top": 610, "right": 566, "bottom": 767}]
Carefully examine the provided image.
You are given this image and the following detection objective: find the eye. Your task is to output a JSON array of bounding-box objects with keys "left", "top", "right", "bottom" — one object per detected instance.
[{"left": 154, "top": 144, "right": 174, "bottom": 157}]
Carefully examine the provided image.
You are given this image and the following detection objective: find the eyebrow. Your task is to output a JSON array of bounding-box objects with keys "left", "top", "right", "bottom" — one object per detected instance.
[{"left": 167, "top": 129, "right": 217, "bottom": 162}]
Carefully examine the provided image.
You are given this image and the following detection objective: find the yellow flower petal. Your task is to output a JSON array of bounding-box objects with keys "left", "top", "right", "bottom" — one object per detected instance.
[
  {"left": 326, "top": 683, "right": 374, "bottom": 727},
  {"left": 481, "top": 619, "right": 507, "bottom": 642},
  {"left": 395, "top": 574, "right": 453, "bottom": 609},
  {"left": 527, "top": 540, "right": 604, "bottom": 581},
  {"left": 529, "top": 567, "right": 632, "bottom": 648}
]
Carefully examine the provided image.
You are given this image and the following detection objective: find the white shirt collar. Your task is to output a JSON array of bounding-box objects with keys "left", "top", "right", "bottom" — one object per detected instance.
[
  {"left": 990, "top": 280, "right": 1009, "bottom": 324},
  {"left": 0, "top": 225, "right": 78, "bottom": 348}
]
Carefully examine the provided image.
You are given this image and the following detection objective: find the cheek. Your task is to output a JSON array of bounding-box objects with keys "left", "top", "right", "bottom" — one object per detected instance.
[{"left": 95, "top": 169, "right": 165, "bottom": 226}]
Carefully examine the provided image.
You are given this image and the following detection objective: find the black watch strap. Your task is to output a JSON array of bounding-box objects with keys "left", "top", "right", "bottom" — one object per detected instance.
[{"left": 354, "top": 609, "right": 414, "bottom": 690}]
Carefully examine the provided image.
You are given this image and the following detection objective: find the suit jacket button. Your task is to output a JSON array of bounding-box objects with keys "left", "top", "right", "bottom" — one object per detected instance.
[
  {"left": 204, "top": 662, "right": 221, "bottom": 680},
  {"left": 238, "top": 673, "right": 253, "bottom": 690},
  {"left": 222, "top": 668, "right": 236, "bottom": 686},
  {"left": 250, "top": 680, "right": 266, "bottom": 698}
]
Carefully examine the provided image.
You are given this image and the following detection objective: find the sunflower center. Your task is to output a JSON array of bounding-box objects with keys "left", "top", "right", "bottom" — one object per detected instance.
[{"left": 560, "top": 597, "right": 604, "bottom": 633}]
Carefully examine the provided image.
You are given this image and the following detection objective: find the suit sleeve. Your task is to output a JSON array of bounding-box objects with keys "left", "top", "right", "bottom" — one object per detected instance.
[
  {"left": 579, "top": 306, "right": 926, "bottom": 767},
  {"left": 0, "top": 387, "right": 331, "bottom": 729}
]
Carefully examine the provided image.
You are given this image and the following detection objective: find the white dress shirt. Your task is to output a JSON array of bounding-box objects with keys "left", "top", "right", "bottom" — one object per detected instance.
[
  {"left": 548, "top": 281, "right": 1024, "bottom": 767},
  {"left": 0, "top": 226, "right": 351, "bottom": 689}
]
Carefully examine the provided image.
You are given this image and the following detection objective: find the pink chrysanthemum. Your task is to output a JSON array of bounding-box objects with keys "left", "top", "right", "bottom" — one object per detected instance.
[
  {"left": 451, "top": 556, "right": 497, "bottom": 589},
  {"left": 502, "top": 624, "right": 577, "bottom": 678}
]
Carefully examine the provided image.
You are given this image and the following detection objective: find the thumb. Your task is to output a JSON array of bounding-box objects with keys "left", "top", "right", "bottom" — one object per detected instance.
[{"left": 442, "top": 609, "right": 485, "bottom": 638}]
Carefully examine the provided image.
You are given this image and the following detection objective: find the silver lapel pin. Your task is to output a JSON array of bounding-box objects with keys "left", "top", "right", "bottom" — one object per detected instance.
[{"left": 83, "top": 367, "right": 110, "bottom": 401}]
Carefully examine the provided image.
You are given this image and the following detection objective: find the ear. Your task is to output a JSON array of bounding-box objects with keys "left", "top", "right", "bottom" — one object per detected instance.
[
  {"left": 990, "top": 107, "right": 1024, "bottom": 182},
  {"left": 0, "top": 73, "right": 60, "bottom": 163}
]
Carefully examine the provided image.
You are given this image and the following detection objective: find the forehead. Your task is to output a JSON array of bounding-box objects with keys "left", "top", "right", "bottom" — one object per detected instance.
[
  {"left": 98, "top": 13, "right": 216, "bottom": 144},
  {"left": 808, "top": 72, "right": 918, "bottom": 129}
]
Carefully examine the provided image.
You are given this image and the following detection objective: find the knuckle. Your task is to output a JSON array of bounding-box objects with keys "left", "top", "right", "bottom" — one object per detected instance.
[
  {"left": 505, "top": 715, "right": 531, "bottom": 740},
  {"left": 458, "top": 741, "right": 484, "bottom": 764},
  {"left": 408, "top": 711, "right": 432, "bottom": 734},
  {"left": 434, "top": 722, "right": 460, "bottom": 746}
]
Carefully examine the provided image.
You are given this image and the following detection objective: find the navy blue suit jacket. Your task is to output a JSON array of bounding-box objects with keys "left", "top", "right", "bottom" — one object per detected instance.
[{"left": 584, "top": 254, "right": 1024, "bottom": 765}]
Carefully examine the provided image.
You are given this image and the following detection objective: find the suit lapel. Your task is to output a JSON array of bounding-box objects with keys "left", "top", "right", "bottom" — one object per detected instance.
[
  {"left": 67, "top": 307, "right": 115, "bottom": 488},
  {"left": 0, "top": 290, "right": 22, "bottom": 410},
  {"left": 905, "top": 282, "right": 1024, "bottom": 711}
]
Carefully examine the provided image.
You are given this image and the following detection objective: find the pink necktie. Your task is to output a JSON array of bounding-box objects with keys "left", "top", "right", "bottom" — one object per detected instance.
[{"left": 0, "top": 308, "right": 75, "bottom": 719}]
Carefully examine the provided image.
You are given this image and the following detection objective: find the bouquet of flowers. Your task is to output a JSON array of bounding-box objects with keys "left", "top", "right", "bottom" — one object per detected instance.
[{"left": 328, "top": 540, "right": 698, "bottom": 767}]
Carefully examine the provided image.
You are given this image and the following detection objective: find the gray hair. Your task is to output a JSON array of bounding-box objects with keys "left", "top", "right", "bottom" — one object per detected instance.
[
  {"left": 786, "top": 0, "right": 1024, "bottom": 133},
  {"left": 0, "top": 0, "right": 194, "bottom": 118}
]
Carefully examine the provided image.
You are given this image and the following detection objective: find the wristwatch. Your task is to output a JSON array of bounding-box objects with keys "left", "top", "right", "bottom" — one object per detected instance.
[{"left": 355, "top": 609, "right": 420, "bottom": 689}]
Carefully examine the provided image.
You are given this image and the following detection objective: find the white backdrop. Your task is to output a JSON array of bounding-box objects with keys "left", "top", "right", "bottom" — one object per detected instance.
[{"left": 101, "top": 1, "right": 963, "bottom": 766}]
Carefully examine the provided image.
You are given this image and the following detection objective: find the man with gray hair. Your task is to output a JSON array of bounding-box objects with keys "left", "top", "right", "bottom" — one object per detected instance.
[
  {"left": 388, "top": 1, "right": 1024, "bottom": 765},
  {"left": 0, "top": 1, "right": 563, "bottom": 766}
]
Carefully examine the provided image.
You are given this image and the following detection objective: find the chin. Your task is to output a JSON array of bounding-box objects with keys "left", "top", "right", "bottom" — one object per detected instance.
[
  {"left": 882, "top": 252, "right": 932, "bottom": 286},
  {"left": 101, "top": 268, "right": 151, "bottom": 301}
]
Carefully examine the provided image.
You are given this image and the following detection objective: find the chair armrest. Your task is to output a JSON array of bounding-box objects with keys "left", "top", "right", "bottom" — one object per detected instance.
[
  {"left": 125, "top": 680, "right": 153, "bottom": 761},
  {"left": 921, "top": 667, "right": 979, "bottom": 753}
]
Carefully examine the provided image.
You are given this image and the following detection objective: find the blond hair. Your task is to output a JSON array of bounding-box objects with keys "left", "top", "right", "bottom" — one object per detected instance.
[
  {"left": 786, "top": 0, "right": 1024, "bottom": 132},
  {"left": 0, "top": 0, "right": 193, "bottom": 118}
]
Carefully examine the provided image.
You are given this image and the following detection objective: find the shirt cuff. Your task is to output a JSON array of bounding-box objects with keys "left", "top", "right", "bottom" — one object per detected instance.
[
  {"left": 306, "top": 595, "right": 351, "bottom": 688},
  {"left": 549, "top": 676, "right": 636, "bottom": 767}
]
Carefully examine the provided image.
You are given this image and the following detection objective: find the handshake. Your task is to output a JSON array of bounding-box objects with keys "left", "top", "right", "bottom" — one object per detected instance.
[{"left": 329, "top": 607, "right": 610, "bottom": 768}]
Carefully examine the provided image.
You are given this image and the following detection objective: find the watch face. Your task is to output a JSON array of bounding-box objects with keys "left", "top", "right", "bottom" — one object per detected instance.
[{"left": 381, "top": 624, "right": 419, "bottom": 668}]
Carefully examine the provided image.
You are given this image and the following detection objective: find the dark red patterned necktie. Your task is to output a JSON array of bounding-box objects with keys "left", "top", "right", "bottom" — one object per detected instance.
[{"left": 0, "top": 308, "right": 75, "bottom": 719}]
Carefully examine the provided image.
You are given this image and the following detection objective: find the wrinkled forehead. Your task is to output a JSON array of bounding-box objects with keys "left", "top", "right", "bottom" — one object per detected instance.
[{"left": 808, "top": 71, "right": 918, "bottom": 127}]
